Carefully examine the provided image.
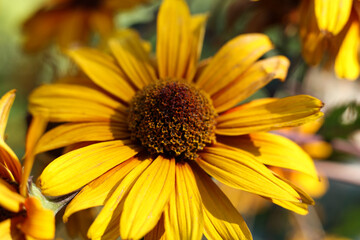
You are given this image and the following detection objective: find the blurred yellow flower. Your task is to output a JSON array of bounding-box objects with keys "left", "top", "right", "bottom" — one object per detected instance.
[
  {"left": 300, "top": 0, "right": 360, "bottom": 80},
  {"left": 0, "top": 90, "right": 55, "bottom": 240},
  {"left": 277, "top": 118, "right": 332, "bottom": 160},
  {"left": 23, "top": 0, "right": 149, "bottom": 52},
  {"left": 29, "top": 0, "right": 324, "bottom": 238}
]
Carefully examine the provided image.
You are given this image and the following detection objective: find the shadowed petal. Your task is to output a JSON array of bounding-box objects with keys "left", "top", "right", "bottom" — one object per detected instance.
[
  {"left": 216, "top": 95, "right": 323, "bottom": 136},
  {"left": 195, "top": 34, "right": 273, "bottom": 95},
  {"left": 29, "top": 84, "right": 126, "bottom": 123},
  {"left": 88, "top": 157, "right": 153, "bottom": 239},
  {"left": 120, "top": 156, "right": 175, "bottom": 239},
  {"left": 191, "top": 163, "right": 252, "bottom": 240},
  {"left": 63, "top": 157, "right": 142, "bottom": 222},
  {"left": 0, "top": 90, "right": 21, "bottom": 182},
  {"left": 38, "top": 140, "right": 141, "bottom": 196},
  {"left": 217, "top": 132, "right": 318, "bottom": 178},
  {"left": 197, "top": 144, "right": 302, "bottom": 201},
  {"left": 0, "top": 179, "right": 25, "bottom": 212},
  {"left": 19, "top": 197, "right": 55, "bottom": 239},
  {"left": 212, "top": 56, "right": 289, "bottom": 113},
  {"left": 67, "top": 48, "right": 136, "bottom": 103},
  {"left": 109, "top": 30, "right": 157, "bottom": 88},
  {"left": 145, "top": 215, "right": 166, "bottom": 240},
  {"left": 164, "top": 162, "right": 203, "bottom": 240},
  {"left": 35, "top": 122, "right": 129, "bottom": 154}
]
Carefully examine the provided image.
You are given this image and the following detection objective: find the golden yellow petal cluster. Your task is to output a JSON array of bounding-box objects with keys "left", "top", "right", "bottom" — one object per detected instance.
[
  {"left": 300, "top": 0, "right": 360, "bottom": 80},
  {"left": 23, "top": 0, "right": 149, "bottom": 52},
  {"left": 28, "top": 0, "right": 324, "bottom": 239},
  {"left": 0, "top": 91, "right": 55, "bottom": 240}
]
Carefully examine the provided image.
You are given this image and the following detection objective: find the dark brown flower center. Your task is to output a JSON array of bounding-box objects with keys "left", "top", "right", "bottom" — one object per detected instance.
[{"left": 128, "top": 79, "right": 216, "bottom": 161}]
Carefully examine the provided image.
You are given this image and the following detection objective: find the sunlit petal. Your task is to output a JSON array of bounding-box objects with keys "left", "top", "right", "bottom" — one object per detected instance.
[{"left": 157, "top": 0, "right": 193, "bottom": 79}]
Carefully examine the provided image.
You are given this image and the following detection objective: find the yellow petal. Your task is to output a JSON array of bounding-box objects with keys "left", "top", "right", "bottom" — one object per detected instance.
[
  {"left": 22, "top": 9, "right": 65, "bottom": 52},
  {"left": 21, "top": 116, "right": 48, "bottom": 197},
  {"left": 56, "top": 10, "right": 88, "bottom": 48},
  {"left": 0, "top": 142, "right": 21, "bottom": 184},
  {"left": 302, "top": 141, "right": 333, "bottom": 159},
  {"left": 271, "top": 198, "right": 309, "bottom": 215},
  {"left": 35, "top": 122, "right": 129, "bottom": 154},
  {"left": 0, "top": 90, "right": 21, "bottom": 183},
  {"left": 104, "top": 0, "right": 149, "bottom": 9},
  {"left": 217, "top": 183, "right": 269, "bottom": 216},
  {"left": 145, "top": 215, "right": 166, "bottom": 240},
  {"left": 120, "top": 156, "right": 176, "bottom": 239},
  {"left": 0, "top": 218, "right": 23, "bottom": 240},
  {"left": 157, "top": 0, "right": 193, "bottom": 79},
  {"left": 186, "top": 14, "right": 208, "bottom": 82},
  {"left": 298, "top": 117, "right": 324, "bottom": 134},
  {"left": 0, "top": 90, "right": 16, "bottom": 139},
  {"left": 89, "top": 10, "right": 114, "bottom": 37},
  {"left": 216, "top": 95, "right": 324, "bottom": 136},
  {"left": 269, "top": 172, "right": 314, "bottom": 215},
  {"left": 191, "top": 163, "right": 252, "bottom": 240},
  {"left": 19, "top": 197, "right": 55, "bottom": 239},
  {"left": 217, "top": 132, "right": 318, "bottom": 179},
  {"left": 0, "top": 179, "right": 25, "bottom": 212},
  {"left": 299, "top": 0, "right": 327, "bottom": 65},
  {"left": 164, "top": 162, "right": 203, "bottom": 240},
  {"left": 88, "top": 157, "right": 153, "bottom": 239},
  {"left": 197, "top": 144, "right": 302, "bottom": 201},
  {"left": 335, "top": 18, "right": 360, "bottom": 80},
  {"left": 0, "top": 163, "right": 15, "bottom": 183},
  {"left": 63, "top": 157, "right": 142, "bottom": 222},
  {"left": 38, "top": 140, "right": 141, "bottom": 196},
  {"left": 213, "top": 56, "right": 290, "bottom": 113},
  {"left": 195, "top": 34, "right": 273, "bottom": 95},
  {"left": 29, "top": 83, "right": 126, "bottom": 123},
  {"left": 65, "top": 209, "right": 96, "bottom": 240},
  {"left": 67, "top": 48, "right": 135, "bottom": 102},
  {"left": 315, "top": 0, "right": 352, "bottom": 35},
  {"left": 290, "top": 171, "right": 328, "bottom": 198},
  {"left": 108, "top": 30, "right": 157, "bottom": 89}
]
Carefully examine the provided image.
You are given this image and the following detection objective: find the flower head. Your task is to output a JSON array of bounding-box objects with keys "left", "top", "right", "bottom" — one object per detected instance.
[
  {"left": 23, "top": 0, "right": 149, "bottom": 51},
  {"left": 300, "top": 0, "right": 360, "bottom": 80},
  {"left": 0, "top": 90, "right": 55, "bottom": 240},
  {"left": 29, "top": 0, "right": 324, "bottom": 239}
]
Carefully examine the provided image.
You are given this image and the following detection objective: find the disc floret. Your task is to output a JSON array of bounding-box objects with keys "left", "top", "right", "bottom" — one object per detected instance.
[{"left": 128, "top": 79, "right": 216, "bottom": 161}]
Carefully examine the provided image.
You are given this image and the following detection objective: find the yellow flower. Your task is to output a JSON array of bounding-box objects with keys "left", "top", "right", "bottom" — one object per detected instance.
[
  {"left": 219, "top": 121, "right": 331, "bottom": 217},
  {"left": 0, "top": 90, "right": 55, "bottom": 240},
  {"left": 300, "top": 0, "right": 360, "bottom": 80},
  {"left": 23, "top": 0, "right": 149, "bottom": 52},
  {"left": 29, "top": 0, "right": 324, "bottom": 238}
]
